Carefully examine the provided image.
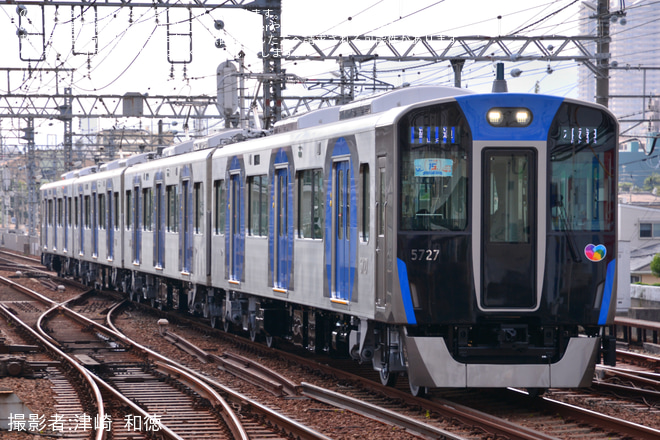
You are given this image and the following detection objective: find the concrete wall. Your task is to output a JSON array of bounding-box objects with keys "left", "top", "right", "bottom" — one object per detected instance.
[
  {"left": 0, "top": 232, "right": 40, "bottom": 257},
  {"left": 629, "top": 284, "right": 660, "bottom": 321}
]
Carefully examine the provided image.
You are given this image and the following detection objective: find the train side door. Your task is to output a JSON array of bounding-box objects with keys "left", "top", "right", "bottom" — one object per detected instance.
[
  {"left": 333, "top": 160, "right": 352, "bottom": 301},
  {"left": 155, "top": 183, "right": 164, "bottom": 268},
  {"left": 376, "top": 156, "right": 388, "bottom": 307},
  {"left": 182, "top": 180, "right": 191, "bottom": 273},
  {"left": 274, "top": 167, "right": 289, "bottom": 289},
  {"left": 133, "top": 186, "right": 141, "bottom": 264},
  {"left": 229, "top": 173, "right": 243, "bottom": 282},
  {"left": 107, "top": 190, "right": 113, "bottom": 260},
  {"left": 53, "top": 196, "right": 58, "bottom": 249},
  {"left": 78, "top": 193, "right": 83, "bottom": 256},
  {"left": 64, "top": 195, "right": 68, "bottom": 253}
]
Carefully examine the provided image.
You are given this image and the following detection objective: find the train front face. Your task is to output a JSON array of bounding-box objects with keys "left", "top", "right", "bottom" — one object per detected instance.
[{"left": 396, "top": 94, "right": 618, "bottom": 388}]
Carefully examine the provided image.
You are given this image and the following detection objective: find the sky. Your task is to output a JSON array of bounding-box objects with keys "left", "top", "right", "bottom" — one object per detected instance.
[{"left": 0, "top": 0, "right": 590, "bottom": 146}]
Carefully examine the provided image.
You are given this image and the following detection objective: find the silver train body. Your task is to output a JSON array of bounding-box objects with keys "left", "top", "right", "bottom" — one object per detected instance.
[{"left": 41, "top": 86, "right": 619, "bottom": 392}]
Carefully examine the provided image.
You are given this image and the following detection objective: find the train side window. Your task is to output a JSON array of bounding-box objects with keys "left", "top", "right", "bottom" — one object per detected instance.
[
  {"left": 297, "top": 169, "right": 323, "bottom": 239},
  {"left": 360, "top": 164, "right": 370, "bottom": 242},
  {"left": 98, "top": 193, "right": 106, "bottom": 230},
  {"left": 193, "top": 182, "right": 202, "bottom": 234},
  {"left": 74, "top": 197, "right": 79, "bottom": 227},
  {"left": 114, "top": 192, "right": 120, "bottom": 230},
  {"left": 167, "top": 185, "right": 178, "bottom": 233},
  {"left": 57, "top": 198, "right": 63, "bottom": 227},
  {"left": 378, "top": 167, "right": 385, "bottom": 236},
  {"left": 214, "top": 179, "right": 225, "bottom": 235},
  {"left": 47, "top": 199, "right": 53, "bottom": 226},
  {"left": 143, "top": 188, "right": 153, "bottom": 232},
  {"left": 68, "top": 197, "right": 73, "bottom": 227},
  {"left": 125, "top": 190, "right": 132, "bottom": 230},
  {"left": 84, "top": 195, "right": 91, "bottom": 229},
  {"left": 248, "top": 175, "right": 268, "bottom": 236}
]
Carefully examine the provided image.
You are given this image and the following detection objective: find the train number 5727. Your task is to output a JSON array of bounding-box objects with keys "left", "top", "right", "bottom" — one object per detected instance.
[{"left": 410, "top": 249, "right": 440, "bottom": 261}]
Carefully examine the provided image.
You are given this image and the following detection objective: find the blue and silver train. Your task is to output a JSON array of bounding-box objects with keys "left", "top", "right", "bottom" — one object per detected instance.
[{"left": 41, "top": 85, "right": 618, "bottom": 394}]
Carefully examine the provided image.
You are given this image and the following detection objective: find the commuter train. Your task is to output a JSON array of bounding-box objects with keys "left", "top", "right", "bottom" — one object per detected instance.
[{"left": 40, "top": 84, "right": 618, "bottom": 394}]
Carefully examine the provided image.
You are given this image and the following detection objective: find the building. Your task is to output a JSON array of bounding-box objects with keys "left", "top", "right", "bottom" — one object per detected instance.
[{"left": 619, "top": 202, "right": 660, "bottom": 284}]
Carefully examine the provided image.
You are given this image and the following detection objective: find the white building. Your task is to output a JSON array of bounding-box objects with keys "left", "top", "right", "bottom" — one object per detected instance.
[{"left": 619, "top": 203, "right": 660, "bottom": 284}]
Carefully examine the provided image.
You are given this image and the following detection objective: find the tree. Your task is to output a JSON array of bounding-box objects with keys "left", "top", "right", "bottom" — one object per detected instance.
[
  {"left": 650, "top": 253, "right": 660, "bottom": 278},
  {"left": 643, "top": 173, "right": 660, "bottom": 191}
]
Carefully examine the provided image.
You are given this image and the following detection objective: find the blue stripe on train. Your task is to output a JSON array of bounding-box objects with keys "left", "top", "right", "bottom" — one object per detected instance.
[
  {"left": 397, "top": 258, "right": 417, "bottom": 325},
  {"left": 599, "top": 259, "right": 616, "bottom": 325}
]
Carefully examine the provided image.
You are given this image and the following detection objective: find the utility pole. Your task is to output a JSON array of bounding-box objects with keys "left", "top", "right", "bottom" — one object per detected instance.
[
  {"left": 22, "top": 118, "right": 37, "bottom": 237},
  {"left": 257, "top": 3, "right": 282, "bottom": 129},
  {"left": 596, "top": 0, "right": 610, "bottom": 107},
  {"left": 59, "top": 87, "right": 73, "bottom": 171}
]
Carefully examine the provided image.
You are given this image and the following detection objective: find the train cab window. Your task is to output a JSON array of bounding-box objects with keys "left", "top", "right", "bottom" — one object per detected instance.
[
  {"left": 549, "top": 103, "right": 617, "bottom": 232},
  {"left": 297, "top": 169, "right": 323, "bottom": 239},
  {"left": 143, "top": 188, "right": 153, "bottom": 232},
  {"left": 214, "top": 179, "right": 225, "bottom": 235},
  {"left": 167, "top": 185, "right": 178, "bottom": 233},
  {"left": 485, "top": 151, "right": 534, "bottom": 243},
  {"left": 193, "top": 182, "right": 202, "bottom": 234},
  {"left": 398, "top": 103, "right": 469, "bottom": 232},
  {"left": 248, "top": 175, "right": 268, "bottom": 236}
]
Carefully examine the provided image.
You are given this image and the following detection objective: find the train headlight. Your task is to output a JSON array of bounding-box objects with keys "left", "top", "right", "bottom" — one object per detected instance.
[
  {"left": 487, "top": 110, "right": 504, "bottom": 125},
  {"left": 487, "top": 107, "right": 533, "bottom": 127},
  {"left": 516, "top": 110, "right": 531, "bottom": 125}
]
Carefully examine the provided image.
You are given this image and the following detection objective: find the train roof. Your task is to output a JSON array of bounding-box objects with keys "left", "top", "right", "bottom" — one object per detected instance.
[{"left": 42, "top": 85, "right": 476, "bottom": 190}]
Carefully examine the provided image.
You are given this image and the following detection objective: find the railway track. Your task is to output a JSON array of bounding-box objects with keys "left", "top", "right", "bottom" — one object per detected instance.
[
  {"left": 120, "top": 301, "right": 660, "bottom": 440},
  {"left": 2, "top": 250, "right": 660, "bottom": 439}
]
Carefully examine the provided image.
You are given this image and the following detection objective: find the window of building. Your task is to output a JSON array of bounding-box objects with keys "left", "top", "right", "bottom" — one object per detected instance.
[{"left": 639, "top": 222, "right": 660, "bottom": 238}]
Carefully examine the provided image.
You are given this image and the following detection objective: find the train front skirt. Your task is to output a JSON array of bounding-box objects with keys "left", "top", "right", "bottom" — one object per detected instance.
[{"left": 404, "top": 332, "right": 599, "bottom": 388}]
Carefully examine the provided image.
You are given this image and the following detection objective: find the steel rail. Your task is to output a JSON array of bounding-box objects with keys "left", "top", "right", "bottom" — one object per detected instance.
[
  {"left": 0, "top": 304, "right": 107, "bottom": 440},
  {"left": 106, "top": 301, "right": 333, "bottom": 440},
  {"left": 508, "top": 387, "right": 660, "bottom": 440},
  {"left": 301, "top": 382, "right": 463, "bottom": 440},
  {"left": 52, "top": 299, "right": 250, "bottom": 440}
]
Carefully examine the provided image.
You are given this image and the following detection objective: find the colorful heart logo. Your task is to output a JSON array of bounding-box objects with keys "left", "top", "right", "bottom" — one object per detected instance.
[{"left": 584, "top": 244, "right": 606, "bottom": 262}]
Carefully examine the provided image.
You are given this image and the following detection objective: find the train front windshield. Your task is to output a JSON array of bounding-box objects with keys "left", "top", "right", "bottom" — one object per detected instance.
[
  {"left": 549, "top": 103, "right": 617, "bottom": 233},
  {"left": 399, "top": 103, "right": 471, "bottom": 232}
]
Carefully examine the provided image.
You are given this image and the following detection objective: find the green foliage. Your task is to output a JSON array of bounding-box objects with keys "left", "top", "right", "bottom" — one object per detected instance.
[
  {"left": 643, "top": 173, "right": 660, "bottom": 191},
  {"left": 650, "top": 253, "right": 660, "bottom": 278},
  {"left": 619, "top": 182, "right": 633, "bottom": 192}
]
